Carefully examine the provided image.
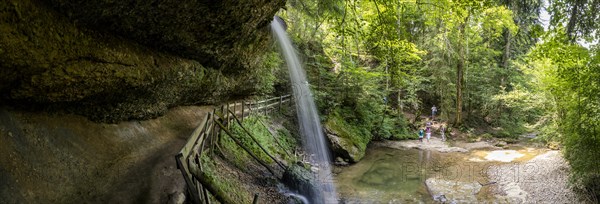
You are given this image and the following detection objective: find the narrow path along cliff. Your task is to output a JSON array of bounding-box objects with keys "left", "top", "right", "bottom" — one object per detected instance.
[{"left": 0, "top": 106, "right": 212, "bottom": 203}]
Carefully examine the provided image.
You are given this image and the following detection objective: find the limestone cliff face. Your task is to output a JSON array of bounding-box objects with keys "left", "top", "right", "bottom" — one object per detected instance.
[
  {"left": 0, "top": 0, "right": 284, "bottom": 122},
  {"left": 46, "top": 0, "right": 284, "bottom": 74}
]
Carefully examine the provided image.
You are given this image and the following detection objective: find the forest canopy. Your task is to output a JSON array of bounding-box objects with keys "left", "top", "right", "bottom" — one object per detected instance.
[{"left": 278, "top": 0, "right": 599, "bottom": 200}]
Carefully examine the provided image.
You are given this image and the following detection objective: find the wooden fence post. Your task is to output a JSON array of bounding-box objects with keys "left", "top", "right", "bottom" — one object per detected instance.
[
  {"left": 210, "top": 109, "right": 216, "bottom": 156},
  {"left": 249, "top": 102, "right": 253, "bottom": 116},
  {"left": 241, "top": 102, "right": 245, "bottom": 122},
  {"left": 252, "top": 193, "right": 259, "bottom": 204},
  {"left": 226, "top": 103, "right": 230, "bottom": 128},
  {"left": 233, "top": 102, "right": 237, "bottom": 118},
  {"left": 175, "top": 154, "right": 202, "bottom": 204},
  {"left": 279, "top": 96, "right": 283, "bottom": 112}
]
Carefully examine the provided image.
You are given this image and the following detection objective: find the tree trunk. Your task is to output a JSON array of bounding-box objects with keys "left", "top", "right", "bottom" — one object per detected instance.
[
  {"left": 455, "top": 20, "right": 467, "bottom": 127},
  {"left": 497, "top": 29, "right": 512, "bottom": 125},
  {"left": 565, "top": 0, "right": 581, "bottom": 43},
  {"left": 501, "top": 30, "right": 512, "bottom": 83},
  {"left": 455, "top": 56, "right": 464, "bottom": 127}
]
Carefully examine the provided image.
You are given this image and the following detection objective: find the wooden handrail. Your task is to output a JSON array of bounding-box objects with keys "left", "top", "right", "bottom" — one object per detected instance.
[{"left": 176, "top": 94, "right": 292, "bottom": 204}]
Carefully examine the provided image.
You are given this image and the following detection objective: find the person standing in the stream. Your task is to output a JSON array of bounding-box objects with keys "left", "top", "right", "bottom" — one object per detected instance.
[
  {"left": 418, "top": 129, "right": 424, "bottom": 143},
  {"left": 440, "top": 125, "right": 446, "bottom": 142},
  {"left": 431, "top": 105, "right": 438, "bottom": 120},
  {"left": 426, "top": 126, "right": 431, "bottom": 142}
]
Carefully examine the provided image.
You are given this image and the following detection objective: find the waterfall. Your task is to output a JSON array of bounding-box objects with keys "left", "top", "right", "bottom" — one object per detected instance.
[{"left": 271, "top": 17, "right": 338, "bottom": 203}]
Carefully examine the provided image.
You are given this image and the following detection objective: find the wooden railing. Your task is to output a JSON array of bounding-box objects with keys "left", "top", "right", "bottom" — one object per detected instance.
[{"left": 175, "top": 95, "right": 292, "bottom": 204}]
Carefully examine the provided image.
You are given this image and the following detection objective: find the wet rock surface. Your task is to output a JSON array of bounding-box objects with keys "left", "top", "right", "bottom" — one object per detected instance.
[
  {"left": 425, "top": 178, "right": 482, "bottom": 203},
  {"left": 0, "top": 0, "right": 283, "bottom": 122},
  {"left": 282, "top": 163, "right": 320, "bottom": 203},
  {"left": 46, "top": 0, "right": 284, "bottom": 73},
  {"left": 326, "top": 132, "right": 364, "bottom": 163}
]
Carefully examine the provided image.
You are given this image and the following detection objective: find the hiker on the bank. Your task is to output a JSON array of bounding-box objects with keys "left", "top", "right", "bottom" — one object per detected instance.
[
  {"left": 418, "top": 129, "right": 424, "bottom": 142},
  {"left": 426, "top": 126, "right": 431, "bottom": 142},
  {"left": 440, "top": 125, "right": 446, "bottom": 142},
  {"left": 431, "top": 105, "right": 438, "bottom": 119}
]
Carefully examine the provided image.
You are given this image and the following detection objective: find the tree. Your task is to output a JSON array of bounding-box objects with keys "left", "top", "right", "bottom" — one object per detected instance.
[{"left": 548, "top": 0, "right": 600, "bottom": 42}]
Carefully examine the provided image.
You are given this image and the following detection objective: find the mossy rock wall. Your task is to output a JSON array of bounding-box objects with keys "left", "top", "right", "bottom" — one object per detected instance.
[
  {"left": 45, "top": 0, "right": 285, "bottom": 74},
  {"left": 0, "top": 0, "right": 283, "bottom": 122},
  {"left": 324, "top": 114, "right": 370, "bottom": 163}
]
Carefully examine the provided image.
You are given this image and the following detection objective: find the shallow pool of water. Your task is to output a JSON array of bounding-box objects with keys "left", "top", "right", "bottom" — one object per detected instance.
[{"left": 334, "top": 145, "right": 546, "bottom": 203}]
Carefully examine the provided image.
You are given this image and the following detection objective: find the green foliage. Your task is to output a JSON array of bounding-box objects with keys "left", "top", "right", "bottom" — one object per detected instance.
[
  {"left": 219, "top": 115, "right": 298, "bottom": 170},
  {"left": 254, "top": 51, "right": 285, "bottom": 95},
  {"left": 547, "top": 0, "right": 600, "bottom": 41},
  {"left": 521, "top": 31, "right": 600, "bottom": 200},
  {"left": 378, "top": 116, "right": 414, "bottom": 140},
  {"left": 282, "top": 2, "right": 599, "bottom": 195},
  {"left": 199, "top": 153, "right": 253, "bottom": 203},
  {"left": 325, "top": 112, "right": 371, "bottom": 154}
]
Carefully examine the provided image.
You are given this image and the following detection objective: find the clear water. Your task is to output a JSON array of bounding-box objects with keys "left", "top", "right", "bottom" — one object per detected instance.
[
  {"left": 335, "top": 146, "right": 546, "bottom": 203},
  {"left": 271, "top": 17, "right": 338, "bottom": 203},
  {"left": 335, "top": 147, "right": 453, "bottom": 203}
]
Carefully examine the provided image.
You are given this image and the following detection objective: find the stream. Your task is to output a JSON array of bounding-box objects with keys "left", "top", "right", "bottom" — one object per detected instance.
[{"left": 334, "top": 142, "right": 548, "bottom": 203}]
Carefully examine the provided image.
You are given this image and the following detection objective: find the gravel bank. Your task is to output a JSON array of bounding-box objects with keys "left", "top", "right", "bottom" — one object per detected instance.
[{"left": 487, "top": 151, "right": 577, "bottom": 203}]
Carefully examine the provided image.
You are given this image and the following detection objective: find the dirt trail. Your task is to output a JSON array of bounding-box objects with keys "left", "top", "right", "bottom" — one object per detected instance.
[{"left": 0, "top": 106, "right": 212, "bottom": 203}]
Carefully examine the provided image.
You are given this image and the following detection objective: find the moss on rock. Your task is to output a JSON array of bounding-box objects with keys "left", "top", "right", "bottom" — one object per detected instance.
[
  {"left": 0, "top": 0, "right": 283, "bottom": 122},
  {"left": 45, "top": 0, "right": 285, "bottom": 74},
  {"left": 324, "top": 114, "right": 370, "bottom": 163}
]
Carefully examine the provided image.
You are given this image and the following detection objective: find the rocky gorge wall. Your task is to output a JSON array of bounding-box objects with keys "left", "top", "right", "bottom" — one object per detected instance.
[{"left": 0, "top": 0, "right": 284, "bottom": 122}]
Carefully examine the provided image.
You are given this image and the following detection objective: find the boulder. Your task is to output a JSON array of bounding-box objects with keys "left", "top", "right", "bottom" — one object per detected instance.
[
  {"left": 547, "top": 141, "right": 561, "bottom": 150},
  {"left": 326, "top": 132, "right": 364, "bottom": 163},
  {"left": 282, "top": 164, "right": 320, "bottom": 204},
  {"left": 495, "top": 141, "right": 508, "bottom": 147},
  {"left": 425, "top": 178, "right": 482, "bottom": 203}
]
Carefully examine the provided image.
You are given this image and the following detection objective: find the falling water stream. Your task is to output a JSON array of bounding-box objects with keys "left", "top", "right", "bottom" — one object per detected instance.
[{"left": 271, "top": 17, "right": 338, "bottom": 203}]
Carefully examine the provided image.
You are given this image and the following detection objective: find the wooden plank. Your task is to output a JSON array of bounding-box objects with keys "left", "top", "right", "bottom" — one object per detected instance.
[
  {"left": 252, "top": 99, "right": 290, "bottom": 113},
  {"left": 176, "top": 153, "right": 202, "bottom": 204},
  {"left": 180, "top": 114, "right": 209, "bottom": 157},
  {"left": 247, "top": 95, "right": 290, "bottom": 106},
  {"left": 253, "top": 97, "right": 280, "bottom": 104}
]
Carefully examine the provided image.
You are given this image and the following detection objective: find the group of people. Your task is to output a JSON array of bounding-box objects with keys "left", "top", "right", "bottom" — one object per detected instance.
[{"left": 418, "top": 105, "right": 446, "bottom": 143}]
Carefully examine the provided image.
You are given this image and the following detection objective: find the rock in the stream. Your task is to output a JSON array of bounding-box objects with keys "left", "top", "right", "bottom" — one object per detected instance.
[
  {"left": 282, "top": 164, "right": 320, "bottom": 203},
  {"left": 326, "top": 133, "right": 364, "bottom": 163},
  {"left": 335, "top": 157, "right": 349, "bottom": 166},
  {"left": 495, "top": 141, "right": 508, "bottom": 147},
  {"left": 425, "top": 178, "right": 482, "bottom": 203}
]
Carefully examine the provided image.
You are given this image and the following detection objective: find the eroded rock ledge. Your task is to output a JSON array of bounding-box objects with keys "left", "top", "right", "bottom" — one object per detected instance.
[{"left": 0, "top": 0, "right": 284, "bottom": 122}]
